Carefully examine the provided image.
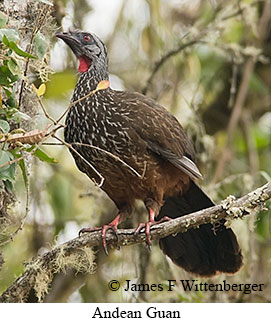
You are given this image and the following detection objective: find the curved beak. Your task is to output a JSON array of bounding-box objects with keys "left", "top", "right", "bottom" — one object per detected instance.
[{"left": 55, "top": 32, "right": 82, "bottom": 57}]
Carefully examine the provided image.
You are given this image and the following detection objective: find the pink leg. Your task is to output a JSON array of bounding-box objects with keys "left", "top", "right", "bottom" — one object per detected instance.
[
  {"left": 79, "top": 214, "right": 121, "bottom": 255},
  {"left": 134, "top": 208, "right": 171, "bottom": 247}
]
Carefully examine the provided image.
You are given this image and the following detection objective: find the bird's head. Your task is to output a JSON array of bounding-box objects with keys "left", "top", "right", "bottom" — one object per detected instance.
[{"left": 55, "top": 30, "right": 108, "bottom": 74}]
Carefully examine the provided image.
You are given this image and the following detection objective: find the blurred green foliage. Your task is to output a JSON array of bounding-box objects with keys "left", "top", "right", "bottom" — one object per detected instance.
[{"left": 45, "top": 71, "right": 76, "bottom": 98}]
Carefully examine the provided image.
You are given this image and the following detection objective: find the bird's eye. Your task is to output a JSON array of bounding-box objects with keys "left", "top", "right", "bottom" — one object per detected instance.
[{"left": 83, "top": 35, "right": 91, "bottom": 42}]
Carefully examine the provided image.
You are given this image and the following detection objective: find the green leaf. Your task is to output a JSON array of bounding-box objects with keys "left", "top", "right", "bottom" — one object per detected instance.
[
  {"left": 33, "top": 148, "right": 58, "bottom": 163},
  {"left": 46, "top": 173, "right": 75, "bottom": 234},
  {"left": 34, "top": 32, "right": 48, "bottom": 59},
  {"left": 2, "top": 35, "right": 37, "bottom": 59},
  {"left": 3, "top": 87, "right": 13, "bottom": 98},
  {"left": 0, "top": 151, "right": 15, "bottom": 183},
  {"left": 26, "top": 145, "right": 35, "bottom": 153},
  {"left": 0, "top": 120, "right": 10, "bottom": 133},
  {"left": 6, "top": 92, "right": 17, "bottom": 109},
  {"left": 10, "top": 42, "right": 37, "bottom": 58},
  {"left": 4, "top": 179, "right": 13, "bottom": 192},
  {"left": 249, "top": 73, "right": 268, "bottom": 94},
  {"left": 18, "top": 159, "right": 28, "bottom": 188},
  {"left": 2, "top": 88, "right": 17, "bottom": 110},
  {"left": 13, "top": 111, "right": 31, "bottom": 121},
  {"left": 256, "top": 209, "right": 270, "bottom": 239},
  {"left": 223, "top": 21, "right": 244, "bottom": 43},
  {"left": 1, "top": 34, "right": 9, "bottom": 46},
  {"left": 0, "top": 28, "right": 20, "bottom": 42},
  {"left": 7, "top": 58, "right": 20, "bottom": 75},
  {"left": 45, "top": 71, "right": 77, "bottom": 98},
  {"left": 0, "top": 12, "right": 8, "bottom": 28},
  {"left": 0, "top": 64, "right": 19, "bottom": 86},
  {"left": 0, "top": 149, "right": 10, "bottom": 170}
]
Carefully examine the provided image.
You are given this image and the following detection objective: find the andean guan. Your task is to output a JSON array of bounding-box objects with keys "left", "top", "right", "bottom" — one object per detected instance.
[{"left": 56, "top": 30, "right": 243, "bottom": 277}]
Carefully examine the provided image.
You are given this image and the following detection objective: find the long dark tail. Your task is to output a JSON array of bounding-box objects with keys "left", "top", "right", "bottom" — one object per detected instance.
[{"left": 157, "top": 181, "right": 243, "bottom": 277}]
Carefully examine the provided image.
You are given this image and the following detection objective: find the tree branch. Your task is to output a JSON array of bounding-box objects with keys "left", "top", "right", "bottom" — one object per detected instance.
[
  {"left": 141, "top": 0, "right": 262, "bottom": 96},
  {"left": 142, "top": 39, "right": 200, "bottom": 95},
  {"left": 213, "top": 0, "right": 271, "bottom": 182},
  {"left": 0, "top": 181, "right": 270, "bottom": 303},
  {"left": 212, "top": 56, "right": 255, "bottom": 182}
]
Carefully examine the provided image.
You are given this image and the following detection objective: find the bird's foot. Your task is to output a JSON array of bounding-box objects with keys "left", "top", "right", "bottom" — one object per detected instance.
[
  {"left": 79, "top": 214, "right": 120, "bottom": 255},
  {"left": 134, "top": 208, "right": 171, "bottom": 248}
]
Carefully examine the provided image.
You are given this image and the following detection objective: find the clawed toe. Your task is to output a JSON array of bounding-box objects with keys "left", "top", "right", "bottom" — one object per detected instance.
[
  {"left": 79, "top": 211, "right": 171, "bottom": 255},
  {"left": 78, "top": 226, "right": 101, "bottom": 237},
  {"left": 134, "top": 212, "right": 172, "bottom": 248},
  {"left": 101, "top": 224, "right": 118, "bottom": 255},
  {"left": 79, "top": 214, "right": 121, "bottom": 255},
  {"left": 134, "top": 221, "right": 154, "bottom": 247}
]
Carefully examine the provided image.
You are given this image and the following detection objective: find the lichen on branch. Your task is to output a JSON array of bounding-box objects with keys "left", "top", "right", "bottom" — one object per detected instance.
[{"left": 0, "top": 181, "right": 270, "bottom": 303}]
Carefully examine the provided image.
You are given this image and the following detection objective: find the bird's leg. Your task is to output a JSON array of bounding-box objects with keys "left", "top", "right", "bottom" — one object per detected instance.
[
  {"left": 79, "top": 214, "right": 121, "bottom": 255},
  {"left": 134, "top": 208, "right": 171, "bottom": 248}
]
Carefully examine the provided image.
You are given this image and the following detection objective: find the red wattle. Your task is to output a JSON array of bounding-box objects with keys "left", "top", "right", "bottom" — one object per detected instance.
[{"left": 78, "top": 56, "right": 91, "bottom": 72}]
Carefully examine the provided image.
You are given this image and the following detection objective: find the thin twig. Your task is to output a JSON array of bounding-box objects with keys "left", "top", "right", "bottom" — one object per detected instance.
[
  {"left": 142, "top": 39, "right": 200, "bottom": 95},
  {"left": 0, "top": 127, "right": 51, "bottom": 170},
  {"left": 0, "top": 155, "right": 25, "bottom": 169},
  {"left": 213, "top": 0, "right": 270, "bottom": 182},
  {"left": 141, "top": 0, "right": 258, "bottom": 96},
  {"left": 228, "top": 59, "right": 238, "bottom": 109},
  {"left": 56, "top": 81, "right": 109, "bottom": 124},
  {"left": 45, "top": 125, "right": 65, "bottom": 138},
  {"left": 41, "top": 142, "right": 64, "bottom": 146},
  {"left": 18, "top": 7, "right": 50, "bottom": 108},
  {"left": 9, "top": 155, "right": 31, "bottom": 241},
  {"left": 71, "top": 142, "right": 146, "bottom": 179},
  {"left": 221, "top": 0, "right": 263, "bottom": 21},
  {"left": 141, "top": 0, "right": 265, "bottom": 96},
  {"left": 52, "top": 135, "right": 105, "bottom": 187},
  {"left": 0, "top": 125, "right": 51, "bottom": 169},
  {"left": 32, "top": 84, "right": 60, "bottom": 125},
  {"left": 213, "top": 57, "right": 255, "bottom": 182},
  {"left": 241, "top": 110, "right": 259, "bottom": 177}
]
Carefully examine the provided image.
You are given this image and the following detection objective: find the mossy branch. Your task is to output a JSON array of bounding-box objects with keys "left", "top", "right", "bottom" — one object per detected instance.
[{"left": 0, "top": 181, "right": 270, "bottom": 303}]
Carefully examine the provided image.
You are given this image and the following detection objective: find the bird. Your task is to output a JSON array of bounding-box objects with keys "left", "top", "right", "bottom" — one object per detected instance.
[{"left": 55, "top": 30, "right": 243, "bottom": 277}]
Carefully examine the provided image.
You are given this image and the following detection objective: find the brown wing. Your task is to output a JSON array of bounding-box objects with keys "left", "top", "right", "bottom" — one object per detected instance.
[{"left": 112, "top": 90, "right": 202, "bottom": 180}]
